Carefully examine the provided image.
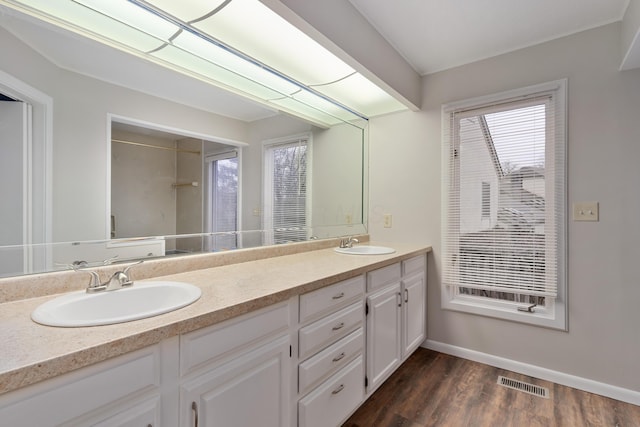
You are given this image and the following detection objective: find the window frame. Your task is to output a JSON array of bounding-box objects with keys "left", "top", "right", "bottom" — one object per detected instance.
[
  {"left": 262, "top": 133, "right": 312, "bottom": 245},
  {"left": 205, "top": 149, "right": 240, "bottom": 251},
  {"left": 441, "top": 80, "right": 568, "bottom": 330}
]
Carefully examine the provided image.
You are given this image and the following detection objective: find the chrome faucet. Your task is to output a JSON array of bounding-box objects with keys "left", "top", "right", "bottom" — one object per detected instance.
[
  {"left": 69, "top": 259, "right": 143, "bottom": 293},
  {"left": 339, "top": 236, "right": 359, "bottom": 248},
  {"left": 90, "top": 260, "right": 143, "bottom": 293}
]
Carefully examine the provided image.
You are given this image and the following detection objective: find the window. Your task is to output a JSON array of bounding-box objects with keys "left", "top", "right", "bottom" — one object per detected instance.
[
  {"left": 263, "top": 134, "right": 310, "bottom": 245},
  {"left": 441, "top": 80, "right": 567, "bottom": 329},
  {"left": 207, "top": 151, "right": 239, "bottom": 251}
]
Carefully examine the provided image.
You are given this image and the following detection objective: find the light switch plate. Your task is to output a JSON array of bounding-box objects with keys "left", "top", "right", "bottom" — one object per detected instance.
[
  {"left": 383, "top": 214, "right": 392, "bottom": 228},
  {"left": 573, "top": 202, "right": 599, "bottom": 221}
]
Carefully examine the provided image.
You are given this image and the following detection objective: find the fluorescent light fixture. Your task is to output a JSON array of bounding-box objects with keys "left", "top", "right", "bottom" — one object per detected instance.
[
  {"left": 138, "top": 0, "right": 228, "bottom": 23},
  {"left": 1, "top": 0, "right": 408, "bottom": 127},
  {"left": 190, "top": 0, "right": 356, "bottom": 85}
]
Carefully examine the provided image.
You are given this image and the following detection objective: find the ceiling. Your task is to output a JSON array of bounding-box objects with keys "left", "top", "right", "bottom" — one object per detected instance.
[{"left": 348, "top": 0, "right": 630, "bottom": 75}]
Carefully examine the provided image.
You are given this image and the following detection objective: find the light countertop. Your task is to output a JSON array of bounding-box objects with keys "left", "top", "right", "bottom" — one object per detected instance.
[{"left": 0, "top": 242, "right": 430, "bottom": 395}]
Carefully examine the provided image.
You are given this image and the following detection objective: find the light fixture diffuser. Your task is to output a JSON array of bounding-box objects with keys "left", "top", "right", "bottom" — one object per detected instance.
[
  {"left": 1, "top": 0, "right": 409, "bottom": 127},
  {"left": 193, "top": 0, "right": 355, "bottom": 86}
]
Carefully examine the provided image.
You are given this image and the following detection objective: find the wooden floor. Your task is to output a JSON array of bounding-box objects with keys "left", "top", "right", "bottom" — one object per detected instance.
[{"left": 343, "top": 348, "right": 640, "bottom": 427}]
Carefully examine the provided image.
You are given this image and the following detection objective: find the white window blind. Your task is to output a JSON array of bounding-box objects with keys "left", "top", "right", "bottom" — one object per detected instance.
[
  {"left": 263, "top": 137, "right": 308, "bottom": 244},
  {"left": 442, "top": 82, "right": 566, "bottom": 302}
]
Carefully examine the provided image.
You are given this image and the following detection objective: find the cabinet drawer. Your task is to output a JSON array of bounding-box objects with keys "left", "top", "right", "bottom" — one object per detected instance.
[
  {"left": 181, "top": 302, "right": 289, "bottom": 376},
  {"left": 367, "top": 262, "right": 401, "bottom": 292},
  {"left": 299, "top": 301, "right": 363, "bottom": 359},
  {"left": 299, "top": 275, "right": 364, "bottom": 323},
  {"left": 299, "top": 328, "right": 363, "bottom": 394},
  {"left": 403, "top": 254, "right": 426, "bottom": 276},
  {"left": 90, "top": 395, "right": 161, "bottom": 427},
  {"left": 298, "top": 356, "right": 364, "bottom": 427}
]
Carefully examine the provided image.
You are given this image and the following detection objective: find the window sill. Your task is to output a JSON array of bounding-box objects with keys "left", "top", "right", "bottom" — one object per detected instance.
[{"left": 442, "top": 293, "right": 567, "bottom": 330}]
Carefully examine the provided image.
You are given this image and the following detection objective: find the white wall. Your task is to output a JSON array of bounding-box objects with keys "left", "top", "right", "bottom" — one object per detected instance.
[
  {"left": 369, "top": 23, "right": 640, "bottom": 393},
  {"left": 311, "top": 122, "right": 366, "bottom": 237},
  {"left": 110, "top": 130, "right": 177, "bottom": 239}
]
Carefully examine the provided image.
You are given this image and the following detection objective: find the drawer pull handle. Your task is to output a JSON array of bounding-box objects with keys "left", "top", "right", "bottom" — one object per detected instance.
[
  {"left": 332, "top": 352, "right": 346, "bottom": 362},
  {"left": 332, "top": 384, "right": 345, "bottom": 395},
  {"left": 404, "top": 288, "right": 409, "bottom": 303},
  {"left": 332, "top": 292, "right": 345, "bottom": 300},
  {"left": 332, "top": 322, "right": 345, "bottom": 331}
]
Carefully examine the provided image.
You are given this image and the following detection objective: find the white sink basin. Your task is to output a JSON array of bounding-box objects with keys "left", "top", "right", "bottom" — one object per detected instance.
[
  {"left": 31, "top": 281, "right": 202, "bottom": 327},
  {"left": 334, "top": 245, "right": 396, "bottom": 255}
]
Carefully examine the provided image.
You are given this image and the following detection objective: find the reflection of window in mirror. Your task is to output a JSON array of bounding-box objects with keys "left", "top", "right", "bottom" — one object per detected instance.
[
  {"left": 206, "top": 151, "right": 239, "bottom": 251},
  {"left": 263, "top": 134, "right": 312, "bottom": 245}
]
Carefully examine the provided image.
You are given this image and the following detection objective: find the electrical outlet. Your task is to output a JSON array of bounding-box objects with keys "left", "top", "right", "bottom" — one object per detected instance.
[
  {"left": 383, "top": 214, "right": 392, "bottom": 228},
  {"left": 345, "top": 214, "right": 352, "bottom": 224},
  {"left": 573, "top": 202, "right": 599, "bottom": 221}
]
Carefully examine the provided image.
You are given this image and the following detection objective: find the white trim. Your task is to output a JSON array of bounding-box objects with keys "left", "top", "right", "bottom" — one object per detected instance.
[
  {"left": 21, "top": 103, "right": 32, "bottom": 272},
  {"left": 442, "top": 79, "right": 567, "bottom": 114},
  {"left": 423, "top": 340, "right": 640, "bottom": 406},
  {"left": 0, "top": 69, "right": 53, "bottom": 272}
]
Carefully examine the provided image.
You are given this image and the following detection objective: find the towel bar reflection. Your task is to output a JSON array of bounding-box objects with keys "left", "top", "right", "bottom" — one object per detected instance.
[
  {"left": 112, "top": 138, "right": 201, "bottom": 155},
  {"left": 172, "top": 182, "right": 199, "bottom": 188}
]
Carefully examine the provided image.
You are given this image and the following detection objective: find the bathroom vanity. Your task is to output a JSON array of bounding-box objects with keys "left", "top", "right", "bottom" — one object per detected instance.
[{"left": 0, "top": 242, "right": 429, "bottom": 426}]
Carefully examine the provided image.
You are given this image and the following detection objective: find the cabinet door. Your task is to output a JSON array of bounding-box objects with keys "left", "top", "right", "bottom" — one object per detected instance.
[
  {"left": 402, "top": 272, "right": 426, "bottom": 358},
  {"left": 366, "top": 282, "right": 401, "bottom": 393},
  {"left": 181, "top": 335, "right": 290, "bottom": 427}
]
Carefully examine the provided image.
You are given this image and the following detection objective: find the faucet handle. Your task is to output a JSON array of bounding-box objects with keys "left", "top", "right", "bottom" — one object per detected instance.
[
  {"left": 122, "top": 260, "right": 143, "bottom": 277},
  {"left": 67, "top": 264, "right": 101, "bottom": 290},
  {"left": 103, "top": 255, "right": 119, "bottom": 265}
]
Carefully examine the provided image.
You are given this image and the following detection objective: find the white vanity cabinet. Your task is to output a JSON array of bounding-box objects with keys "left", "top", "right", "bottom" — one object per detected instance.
[
  {"left": 296, "top": 275, "right": 365, "bottom": 427},
  {"left": 401, "top": 255, "right": 427, "bottom": 357},
  {"left": 179, "top": 302, "right": 292, "bottom": 427},
  {"left": 365, "top": 254, "right": 426, "bottom": 394},
  {"left": 0, "top": 339, "right": 179, "bottom": 427},
  {"left": 0, "top": 249, "right": 429, "bottom": 427}
]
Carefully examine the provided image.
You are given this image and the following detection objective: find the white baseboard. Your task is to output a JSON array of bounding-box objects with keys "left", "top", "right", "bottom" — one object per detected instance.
[{"left": 423, "top": 340, "right": 640, "bottom": 406}]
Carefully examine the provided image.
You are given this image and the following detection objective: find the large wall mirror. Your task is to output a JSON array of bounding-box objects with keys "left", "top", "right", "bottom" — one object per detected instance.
[{"left": 0, "top": 5, "right": 368, "bottom": 279}]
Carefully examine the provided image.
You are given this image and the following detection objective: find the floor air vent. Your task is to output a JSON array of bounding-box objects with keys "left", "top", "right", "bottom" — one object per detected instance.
[{"left": 497, "top": 376, "right": 549, "bottom": 398}]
